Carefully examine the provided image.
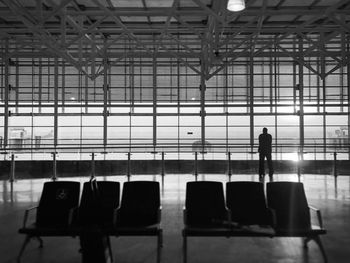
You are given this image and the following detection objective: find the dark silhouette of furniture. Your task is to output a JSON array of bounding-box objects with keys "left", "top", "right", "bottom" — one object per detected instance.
[
  {"left": 79, "top": 180, "right": 120, "bottom": 227},
  {"left": 115, "top": 181, "right": 162, "bottom": 263},
  {"left": 267, "top": 181, "right": 327, "bottom": 262},
  {"left": 226, "top": 181, "right": 275, "bottom": 237},
  {"left": 182, "top": 181, "right": 230, "bottom": 263},
  {"left": 17, "top": 181, "right": 80, "bottom": 263},
  {"left": 79, "top": 179, "right": 120, "bottom": 263}
]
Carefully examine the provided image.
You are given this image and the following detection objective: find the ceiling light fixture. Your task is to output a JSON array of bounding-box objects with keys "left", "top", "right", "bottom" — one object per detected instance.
[{"left": 227, "top": 0, "right": 245, "bottom": 12}]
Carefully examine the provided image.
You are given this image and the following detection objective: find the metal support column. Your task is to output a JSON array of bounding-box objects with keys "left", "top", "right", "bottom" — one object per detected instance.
[
  {"left": 4, "top": 39, "right": 9, "bottom": 149},
  {"left": 54, "top": 57, "right": 58, "bottom": 148},
  {"left": 200, "top": 60, "right": 206, "bottom": 154},
  {"left": 320, "top": 33, "right": 327, "bottom": 159},
  {"left": 298, "top": 37, "right": 304, "bottom": 161},
  {"left": 9, "top": 153, "right": 15, "bottom": 182},
  {"left": 347, "top": 35, "right": 350, "bottom": 160},
  {"left": 249, "top": 48, "right": 254, "bottom": 153},
  {"left": 153, "top": 53, "right": 157, "bottom": 150},
  {"left": 103, "top": 39, "right": 108, "bottom": 149}
]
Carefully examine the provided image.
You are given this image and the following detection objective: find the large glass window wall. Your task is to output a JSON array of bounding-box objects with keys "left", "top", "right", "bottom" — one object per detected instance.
[{"left": 0, "top": 37, "right": 349, "bottom": 161}]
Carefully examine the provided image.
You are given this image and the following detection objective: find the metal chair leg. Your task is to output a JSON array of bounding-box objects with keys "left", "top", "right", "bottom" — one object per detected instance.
[
  {"left": 303, "top": 237, "right": 312, "bottom": 248},
  {"left": 17, "top": 235, "right": 31, "bottom": 263},
  {"left": 36, "top": 236, "right": 43, "bottom": 248},
  {"left": 157, "top": 230, "right": 162, "bottom": 263},
  {"left": 183, "top": 233, "right": 187, "bottom": 263},
  {"left": 314, "top": 236, "right": 328, "bottom": 263},
  {"left": 107, "top": 236, "right": 114, "bottom": 263}
]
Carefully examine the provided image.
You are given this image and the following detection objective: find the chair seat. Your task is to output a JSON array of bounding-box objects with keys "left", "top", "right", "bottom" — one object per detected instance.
[
  {"left": 18, "top": 223, "right": 79, "bottom": 236},
  {"left": 275, "top": 225, "right": 327, "bottom": 237},
  {"left": 114, "top": 224, "right": 161, "bottom": 236}
]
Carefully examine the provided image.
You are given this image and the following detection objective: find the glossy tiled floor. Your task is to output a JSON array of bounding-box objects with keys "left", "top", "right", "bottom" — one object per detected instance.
[{"left": 1, "top": 173, "right": 350, "bottom": 263}]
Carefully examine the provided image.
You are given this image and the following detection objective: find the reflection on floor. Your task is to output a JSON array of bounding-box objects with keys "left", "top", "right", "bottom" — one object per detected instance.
[{"left": 1, "top": 173, "right": 350, "bottom": 263}]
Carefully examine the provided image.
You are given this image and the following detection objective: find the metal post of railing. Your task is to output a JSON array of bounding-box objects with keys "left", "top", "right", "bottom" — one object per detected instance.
[
  {"left": 51, "top": 152, "right": 57, "bottom": 181},
  {"left": 297, "top": 151, "right": 301, "bottom": 182},
  {"left": 194, "top": 152, "right": 198, "bottom": 180},
  {"left": 227, "top": 151, "right": 232, "bottom": 180},
  {"left": 333, "top": 152, "right": 337, "bottom": 178},
  {"left": 9, "top": 153, "right": 15, "bottom": 182},
  {"left": 127, "top": 152, "right": 131, "bottom": 181},
  {"left": 161, "top": 152, "right": 165, "bottom": 177},
  {"left": 91, "top": 153, "right": 95, "bottom": 179}
]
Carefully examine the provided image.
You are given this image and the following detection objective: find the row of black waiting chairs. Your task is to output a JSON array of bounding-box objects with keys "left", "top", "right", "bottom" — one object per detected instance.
[
  {"left": 18, "top": 179, "right": 162, "bottom": 263},
  {"left": 183, "top": 181, "right": 327, "bottom": 263},
  {"left": 18, "top": 180, "right": 327, "bottom": 263}
]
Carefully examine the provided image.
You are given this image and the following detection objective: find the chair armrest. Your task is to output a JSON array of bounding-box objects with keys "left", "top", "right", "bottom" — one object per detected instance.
[
  {"left": 157, "top": 206, "right": 162, "bottom": 224},
  {"left": 309, "top": 205, "right": 324, "bottom": 229},
  {"left": 68, "top": 206, "right": 79, "bottom": 226},
  {"left": 183, "top": 207, "right": 187, "bottom": 225},
  {"left": 23, "top": 206, "right": 38, "bottom": 228}
]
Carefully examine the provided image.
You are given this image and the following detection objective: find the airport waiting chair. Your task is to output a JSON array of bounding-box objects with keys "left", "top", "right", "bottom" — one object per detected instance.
[
  {"left": 266, "top": 182, "right": 327, "bottom": 262},
  {"left": 79, "top": 180, "right": 120, "bottom": 227},
  {"left": 115, "top": 181, "right": 162, "bottom": 263},
  {"left": 17, "top": 181, "right": 80, "bottom": 263},
  {"left": 79, "top": 179, "right": 120, "bottom": 263},
  {"left": 182, "top": 181, "right": 230, "bottom": 263},
  {"left": 225, "top": 181, "right": 275, "bottom": 237}
]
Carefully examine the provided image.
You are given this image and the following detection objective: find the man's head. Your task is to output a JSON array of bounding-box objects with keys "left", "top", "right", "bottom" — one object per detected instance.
[{"left": 263, "top": 127, "right": 268, "bottom": 134}]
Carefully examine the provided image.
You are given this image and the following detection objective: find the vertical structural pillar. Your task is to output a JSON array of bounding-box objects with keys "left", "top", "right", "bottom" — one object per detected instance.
[
  {"left": 9, "top": 153, "right": 15, "bottom": 182},
  {"left": 249, "top": 48, "right": 254, "bottom": 153},
  {"left": 54, "top": 57, "right": 58, "bottom": 148},
  {"left": 127, "top": 152, "right": 131, "bottom": 181},
  {"left": 320, "top": 33, "right": 327, "bottom": 158},
  {"left": 298, "top": 37, "right": 304, "bottom": 161},
  {"left": 153, "top": 52, "right": 157, "bottom": 151},
  {"left": 103, "top": 38, "right": 108, "bottom": 149},
  {"left": 52, "top": 152, "right": 57, "bottom": 181},
  {"left": 4, "top": 39, "right": 9, "bottom": 149},
  {"left": 347, "top": 35, "right": 350, "bottom": 159},
  {"left": 200, "top": 55, "right": 206, "bottom": 154}
]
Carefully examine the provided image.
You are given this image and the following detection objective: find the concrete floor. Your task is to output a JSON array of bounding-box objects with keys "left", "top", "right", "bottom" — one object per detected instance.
[{"left": 0, "top": 173, "right": 350, "bottom": 263}]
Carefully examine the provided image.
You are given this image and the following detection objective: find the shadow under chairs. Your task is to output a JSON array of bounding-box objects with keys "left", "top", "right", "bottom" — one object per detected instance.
[
  {"left": 17, "top": 181, "right": 80, "bottom": 263},
  {"left": 266, "top": 181, "right": 327, "bottom": 263},
  {"left": 115, "top": 181, "right": 163, "bottom": 263},
  {"left": 79, "top": 179, "right": 120, "bottom": 263}
]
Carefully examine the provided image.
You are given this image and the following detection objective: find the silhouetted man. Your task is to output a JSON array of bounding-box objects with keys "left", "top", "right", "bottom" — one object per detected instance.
[{"left": 258, "top": 127, "right": 273, "bottom": 181}]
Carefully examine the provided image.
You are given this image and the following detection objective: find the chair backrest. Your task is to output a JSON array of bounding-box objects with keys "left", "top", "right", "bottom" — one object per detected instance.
[
  {"left": 226, "top": 181, "right": 271, "bottom": 225},
  {"left": 79, "top": 180, "right": 120, "bottom": 226},
  {"left": 36, "top": 181, "right": 80, "bottom": 227},
  {"left": 117, "top": 181, "right": 160, "bottom": 227},
  {"left": 185, "top": 181, "right": 227, "bottom": 227},
  {"left": 266, "top": 182, "right": 311, "bottom": 231}
]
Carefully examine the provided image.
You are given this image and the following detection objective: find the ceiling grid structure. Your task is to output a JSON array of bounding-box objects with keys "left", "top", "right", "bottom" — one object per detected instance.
[{"left": 0, "top": 0, "right": 348, "bottom": 79}]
